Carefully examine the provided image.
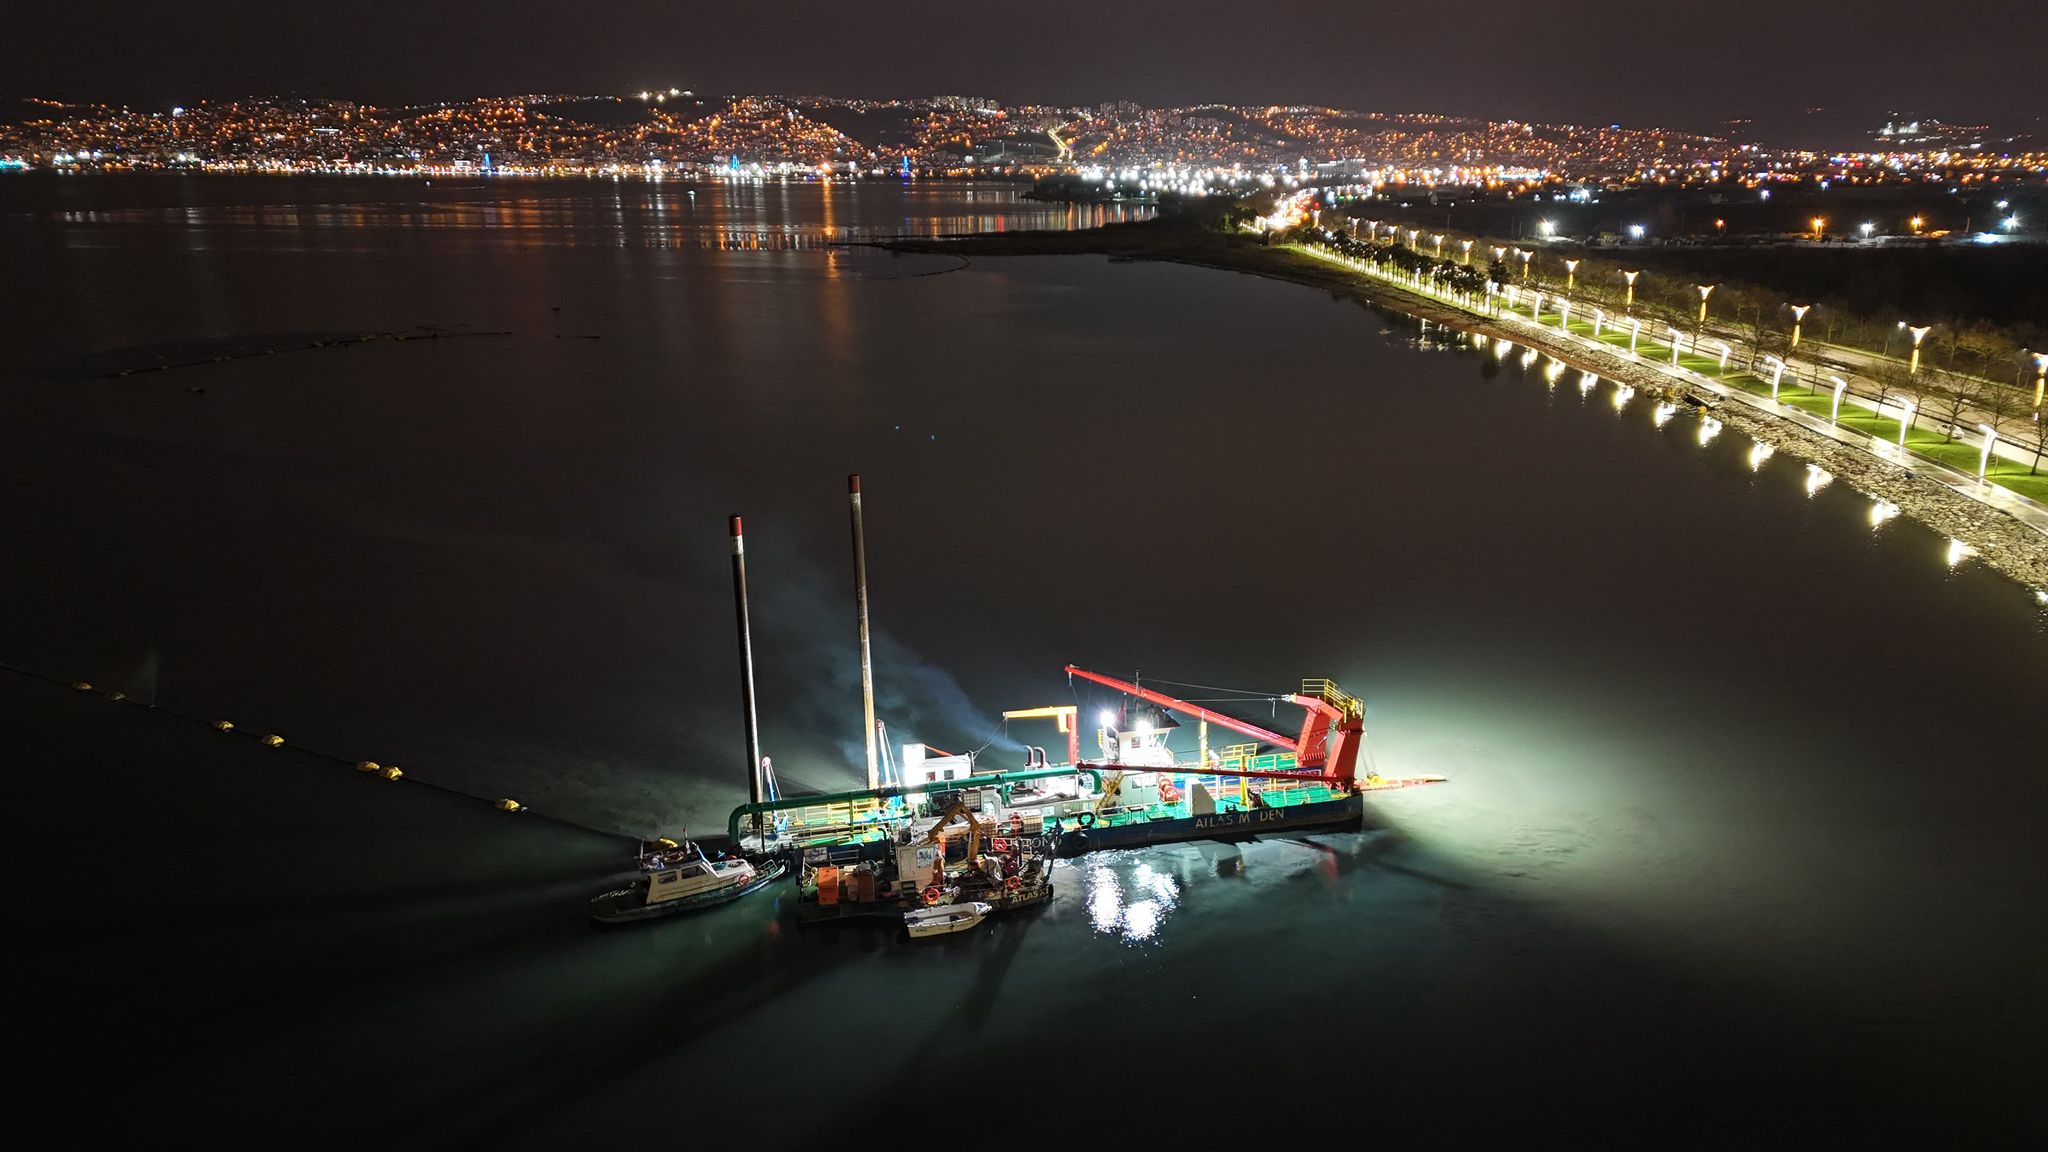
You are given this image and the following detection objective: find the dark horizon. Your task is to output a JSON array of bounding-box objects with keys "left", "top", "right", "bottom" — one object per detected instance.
[{"left": 8, "top": 1, "right": 2042, "bottom": 149}]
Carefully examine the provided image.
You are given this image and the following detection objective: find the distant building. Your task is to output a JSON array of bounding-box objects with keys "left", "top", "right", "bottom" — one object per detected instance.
[{"left": 1875, "top": 116, "right": 1992, "bottom": 151}]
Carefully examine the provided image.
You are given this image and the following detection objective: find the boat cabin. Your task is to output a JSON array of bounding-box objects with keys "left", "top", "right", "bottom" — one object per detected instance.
[{"left": 646, "top": 851, "right": 754, "bottom": 905}]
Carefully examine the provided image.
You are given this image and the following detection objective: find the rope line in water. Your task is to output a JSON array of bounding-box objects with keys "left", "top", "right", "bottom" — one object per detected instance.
[{"left": 0, "top": 659, "right": 616, "bottom": 837}]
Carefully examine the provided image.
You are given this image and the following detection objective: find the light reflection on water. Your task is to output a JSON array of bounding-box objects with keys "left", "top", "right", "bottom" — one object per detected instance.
[{"left": 1079, "top": 857, "right": 1183, "bottom": 944}]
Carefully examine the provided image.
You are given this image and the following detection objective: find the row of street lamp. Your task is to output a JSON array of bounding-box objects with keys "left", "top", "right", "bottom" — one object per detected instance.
[
  {"left": 1368, "top": 219, "right": 1957, "bottom": 378},
  {"left": 1316, "top": 220, "right": 2042, "bottom": 485}
]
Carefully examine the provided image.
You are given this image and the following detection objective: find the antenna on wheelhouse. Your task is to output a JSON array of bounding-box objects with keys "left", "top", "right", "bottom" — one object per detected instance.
[{"left": 849, "top": 474, "right": 880, "bottom": 791}]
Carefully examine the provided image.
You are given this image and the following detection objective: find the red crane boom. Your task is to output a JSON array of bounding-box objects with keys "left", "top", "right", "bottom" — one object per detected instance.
[
  {"left": 1063, "top": 666, "right": 1296, "bottom": 748},
  {"left": 1063, "top": 665, "right": 1369, "bottom": 782}
]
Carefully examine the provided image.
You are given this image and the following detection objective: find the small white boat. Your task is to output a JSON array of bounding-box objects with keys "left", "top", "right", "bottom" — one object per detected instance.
[
  {"left": 590, "top": 842, "right": 785, "bottom": 925},
  {"left": 904, "top": 901, "right": 992, "bottom": 939}
]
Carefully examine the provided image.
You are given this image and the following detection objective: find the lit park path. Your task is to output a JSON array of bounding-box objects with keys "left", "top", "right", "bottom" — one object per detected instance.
[{"left": 1288, "top": 241, "right": 2048, "bottom": 536}]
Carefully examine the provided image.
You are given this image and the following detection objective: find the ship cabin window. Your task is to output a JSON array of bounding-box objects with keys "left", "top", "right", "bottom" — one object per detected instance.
[
  {"left": 676, "top": 863, "right": 704, "bottom": 878},
  {"left": 657, "top": 872, "right": 678, "bottom": 885}
]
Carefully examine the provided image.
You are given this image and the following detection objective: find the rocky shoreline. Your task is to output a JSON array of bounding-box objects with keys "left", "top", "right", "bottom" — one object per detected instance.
[{"left": 877, "top": 227, "right": 2048, "bottom": 596}]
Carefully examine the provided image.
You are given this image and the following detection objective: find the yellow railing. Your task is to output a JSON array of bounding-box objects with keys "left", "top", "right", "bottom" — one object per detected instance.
[{"left": 1300, "top": 678, "right": 1362, "bottom": 719}]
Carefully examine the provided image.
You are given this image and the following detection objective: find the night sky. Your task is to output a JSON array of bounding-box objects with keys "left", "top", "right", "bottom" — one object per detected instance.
[{"left": 8, "top": 0, "right": 2042, "bottom": 145}]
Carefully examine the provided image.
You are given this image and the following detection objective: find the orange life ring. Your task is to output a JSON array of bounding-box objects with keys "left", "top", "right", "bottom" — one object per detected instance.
[
  {"left": 1005, "top": 875, "right": 1021, "bottom": 893},
  {"left": 922, "top": 885, "right": 943, "bottom": 906}
]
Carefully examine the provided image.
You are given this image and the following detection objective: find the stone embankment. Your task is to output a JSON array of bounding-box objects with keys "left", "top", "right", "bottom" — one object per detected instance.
[
  {"left": 879, "top": 228, "right": 2048, "bottom": 595},
  {"left": 1380, "top": 285, "right": 2048, "bottom": 593}
]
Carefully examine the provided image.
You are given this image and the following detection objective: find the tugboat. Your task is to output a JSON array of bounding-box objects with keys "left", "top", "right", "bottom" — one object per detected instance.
[
  {"left": 905, "top": 901, "right": 992, "bottom": 939},
  {"left": 588, "top": 840, "right": 786, "bottom": 925}
]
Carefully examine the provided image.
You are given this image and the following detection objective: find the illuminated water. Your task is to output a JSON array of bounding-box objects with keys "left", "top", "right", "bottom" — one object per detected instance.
[{"left": 6, "top": 177, "right": 2042, "bottom": 1143}]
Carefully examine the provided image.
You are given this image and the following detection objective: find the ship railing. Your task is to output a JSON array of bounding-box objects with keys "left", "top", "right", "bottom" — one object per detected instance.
[
  {"left": 773, "top": 797, "right": 909, "bottom": 845},
  {"left": 1301, "top": 678, "right": 1362, "bottom": 718}
]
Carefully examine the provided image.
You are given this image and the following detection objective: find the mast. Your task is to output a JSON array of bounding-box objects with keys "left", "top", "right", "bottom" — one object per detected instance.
[
  {"left": 729, "top": 515, "right": 763, "bottom": 836},
  {"left": 849, "top": 474, "right": 879, "bottom": 791}
]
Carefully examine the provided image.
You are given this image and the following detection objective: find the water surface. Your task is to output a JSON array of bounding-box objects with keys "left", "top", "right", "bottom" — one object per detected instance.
[{"left": 5, "top": 177, "right": 2041, "bottom": 1143}]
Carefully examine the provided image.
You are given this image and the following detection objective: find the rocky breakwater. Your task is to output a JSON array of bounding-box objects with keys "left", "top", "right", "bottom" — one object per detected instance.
[{"left": 1444, "top": 303, "right": 2048, "bottom": 595}]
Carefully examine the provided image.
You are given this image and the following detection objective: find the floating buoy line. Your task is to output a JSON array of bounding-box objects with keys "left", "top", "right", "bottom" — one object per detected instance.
[{"left": 5, "top": 659, "right": 606, "bottom": 833}]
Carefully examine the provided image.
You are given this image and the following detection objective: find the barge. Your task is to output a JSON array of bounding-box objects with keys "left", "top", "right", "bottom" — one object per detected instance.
[
  {"left": 592, "top": 477, "right": 1443, "bottom": 931},
  {"left": 730, "top": 667, "right": 1443, "bottom": 926}
]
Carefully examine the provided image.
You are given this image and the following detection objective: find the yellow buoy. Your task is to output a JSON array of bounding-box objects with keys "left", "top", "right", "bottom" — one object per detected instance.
[
  {"left": 214, "top": 719, "right": 235, "bottom": 732},
  {"left": 262, "top": 734, "right": 284, "bottom": 748},
  {"left": 379, "top": 766, "right": 403, "bottom": 781},
  {"left": 496, "top": 799, "right": 523, "bottom": 812},
  {"left": 72, "top": 682, "right": 93, "bottom": 692},
  {"left": 355, "top": 760, "right": 382, "bottom": 773},
  {"left": 654, "top": 837, "right": 679, "bottom": 849}
]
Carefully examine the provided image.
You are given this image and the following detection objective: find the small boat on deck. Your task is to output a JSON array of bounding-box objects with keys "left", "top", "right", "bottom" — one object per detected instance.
[
  {"left": 589, "top": 842, "right": 787, "bottom": 925},
  {"left": 904, "top": 901, "right": 991, "bottom": 939}
]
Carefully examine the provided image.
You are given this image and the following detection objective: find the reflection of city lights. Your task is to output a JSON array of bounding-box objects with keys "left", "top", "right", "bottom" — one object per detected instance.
[
  {"left": 1578, "top": 372, "right": 1597, "bottom": 396},
  {"left": 1654, "top": 402, "right": 1678, "bottom": 427},
  {"left": 1805, "top": 464, "right": 1833, "bottom": 497},
  {"left": 1520, "top": 348, "right": 1540, "bottom": 369},
  {"left": 1945, "top": 538, "right": 1974, "bottom": 569},
  {"left": 1697, "top": 417, "right": 1723, "bottom": 445},
  {"left": 1748, "top": 440, "right": 1773, "bottom": 470},
  {"left": 1869, "top": 500, "right": 1900, "bottom": 528},
  {"left": 1611, "top": 384, "right": 1634, "bottom": 411}
]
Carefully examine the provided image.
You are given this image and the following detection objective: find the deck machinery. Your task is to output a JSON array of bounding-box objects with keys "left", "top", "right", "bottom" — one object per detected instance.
[{"left": 732, "top": 667, "right": 1443, "bottom": 924}]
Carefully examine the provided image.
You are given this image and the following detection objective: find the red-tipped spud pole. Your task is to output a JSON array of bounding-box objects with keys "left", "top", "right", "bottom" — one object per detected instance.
[
  {"left": 849, "top": 475, "right": 879, "bottom": 791},
  {"left": 730, "top": 515, "right": 763, "bottom": 839}
]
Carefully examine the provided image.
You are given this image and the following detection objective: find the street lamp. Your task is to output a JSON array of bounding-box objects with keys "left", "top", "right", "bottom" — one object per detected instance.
[
  {"left": 1978, "top": 423, "right": 1999, "bottom": 479},
  {"left": 1810, "top": 215, "right": 1826, "bottom": 240},
  {"left": 2034, "top": 353, "right": 2046, "bottom": 409},
  {"left": 1531, "top": 292, "right": 1544, "bottom": 322},
  {"left": 1709, "top": 339, "right": 1731, "bottom": 374},
  {"left": 1667, "top": 326, "right": 1683, "bottom": 366},
  {"left": 1518, "top": 249, "right": 1532, "bottom": 282},
  {"left": 1627, "top": 317, "right": 1642, "bottom": 355},
  {"left": 1909, "top": 215, "right": 1924, "bottom": 233},
  {"left": 1908, "top": 324, "right": 1931, "bottom": 374},
  {"left": 1459, "top": 238, "right": 1473, "bottom": 264},
  {"left": 1697, "top": 284, "right": 1716, "bottom": 326},
  {"left": 1538, "top": 219, "right": 1555, "bottom": 237},
  {"left": 1593, "top": 307, "right": 1606, "bottom": 338},
  {"left": 1764, "top": 355, "right": 1787, "bottom": 401},
  {"left": 1829, "top": 375, "right": 1849, "bottom": 424},
  {"left": 1432, "top": 233, "right": 1445, "bottom": 258},
  {"left": 1564, "top": 259, "right": 1580, "bottom": 294},
  {"left": 1788, "top": 303, "right": 1811, "bottom": 348},
  {"left": 1859, "top": 221, "right": 1875, "bottom": 238},
  {"left": 1896, "top": 399, "right": 1916, "bottom": 451},
  {"left": 1623, "top": 270, "right": 1640, "bottom": 312},
  {"left": 1406, "top": 228, "right": 1419, "bottom": 249}
]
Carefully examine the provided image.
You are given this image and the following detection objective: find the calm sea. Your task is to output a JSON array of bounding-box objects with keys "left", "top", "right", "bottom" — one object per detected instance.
[{"left": 5, "top": 175, "right": 2041, "bottom": 1144}]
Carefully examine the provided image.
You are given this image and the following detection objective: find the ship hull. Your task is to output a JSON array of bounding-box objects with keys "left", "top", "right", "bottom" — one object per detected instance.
[{"left": 1054, "top": 793, "right": 1364, "bottom": 856}]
